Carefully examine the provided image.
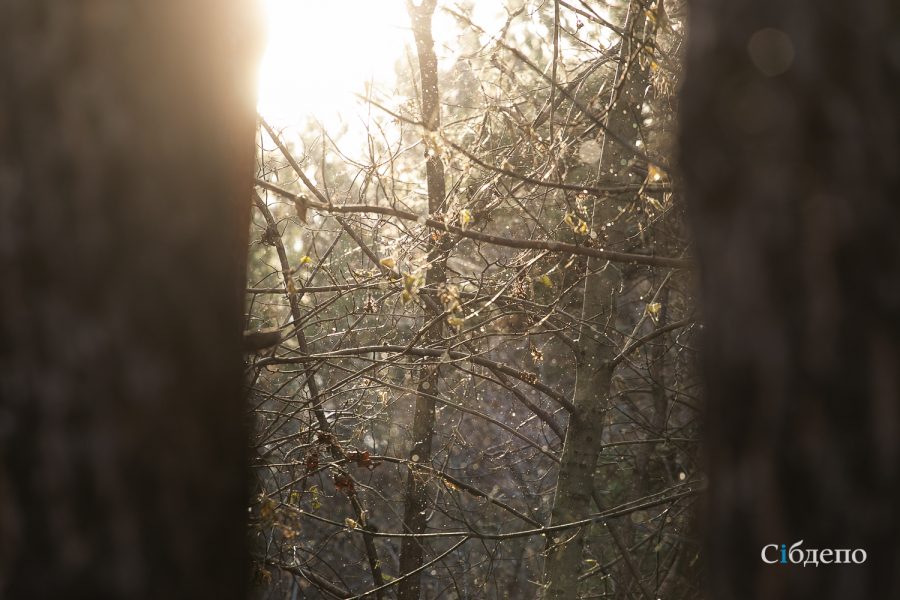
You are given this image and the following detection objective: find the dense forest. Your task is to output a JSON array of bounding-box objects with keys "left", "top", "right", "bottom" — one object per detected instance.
[
  {"left": 247, "top": 1, "right": 699, "bottom": 598},
  {"left": 1, "top": 1, "right": 897, "bottom": 599}
]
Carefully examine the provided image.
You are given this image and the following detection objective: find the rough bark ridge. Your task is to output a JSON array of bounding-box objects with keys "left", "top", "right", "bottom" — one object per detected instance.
[
  {"left": 0, "top": 2, "right": 261, "bottom": 598},
  {"left": 680, "top": 0, "right": 900, "bottom": 598},
  {"left": 398, "top": 1, "right": 451, "bottom": 598},
  {"left": 542, "top": 3, "right": 652, "bottom": 598}
]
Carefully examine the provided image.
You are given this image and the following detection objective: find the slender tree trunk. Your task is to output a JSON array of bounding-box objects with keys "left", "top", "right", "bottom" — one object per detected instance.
[
  {"left": 543, "top": 4, "right": 652, "bottom": 598},
  {"left": 398, "top": 1, "right": 450, "bottom": 598},
  {"left": 680, "top": 0, "right": 900, "bottom": 598},
  {"left": 635, "top": 286, "right": 670, "bottom": 499},
  {"left": 0, "top": 2, "right": 261, "bottom": 597},
  {"left": 252, "top": 191, "right": 385, "bottom": 597}
]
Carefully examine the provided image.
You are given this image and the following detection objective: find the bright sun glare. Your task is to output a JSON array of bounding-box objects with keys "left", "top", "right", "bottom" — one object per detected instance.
[
  {"left": 258, "top": 0, "right": 412, "bottom": 128},
  {"left": 257, "top": 1, "right": 501, "bottom": 131}
]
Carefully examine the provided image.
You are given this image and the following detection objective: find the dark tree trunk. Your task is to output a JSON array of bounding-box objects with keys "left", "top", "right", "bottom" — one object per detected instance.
[
  {"left": 0, "top": 2, "right": 261, "bottom": 598},
  {"left": 680, "top": 0, "right": 900, "bottom": 598},
  {"left": 397, "top": 2, "right": 449, "bottom": 599},
  {"left": 542, "top": 3, "right": 653, "bottom": 597}
]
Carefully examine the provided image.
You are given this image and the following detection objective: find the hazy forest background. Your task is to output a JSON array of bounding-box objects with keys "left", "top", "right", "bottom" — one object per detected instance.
[
  {"left": 248, "top": 1, "right": 699, "bottom": 598},
  {"left": 2, "top": 0, "right": 898, "bottom": 599}
]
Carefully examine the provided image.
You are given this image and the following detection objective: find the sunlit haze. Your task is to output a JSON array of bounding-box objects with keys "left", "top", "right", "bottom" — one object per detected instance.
[
  {"left": 259, "top": 1, "right": 415, "bottom": 128},
  {"left": 258, "top": 1, "right": 503, "bottom": 130}
]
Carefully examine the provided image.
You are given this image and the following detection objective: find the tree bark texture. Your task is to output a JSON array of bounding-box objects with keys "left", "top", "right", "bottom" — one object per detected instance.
[
  {"left": 0, "top": 2, "right": 261, "bottom": 598},
  {"left": 398, "top": 1, "right": 451, "bottom": 599},
  {"left": 681, "top": 0, "right": 900, "bottom": 598},
  {"left": 543, "top": 3, "right": 653, "bottom": 598}
]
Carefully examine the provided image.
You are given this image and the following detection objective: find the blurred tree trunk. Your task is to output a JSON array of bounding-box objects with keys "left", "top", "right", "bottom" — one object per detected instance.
[
  {"left": 398, "top": 1, "right": 450, "bottom": 598},
  {"left": 543, "top": 3, "right": 653, "bottom": 598},
  {"left": 0, "top": 2, "right": 261, "bottom": 598},
  {"left": 680, "top": 0, "right": 900, "bottom": 598}
]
